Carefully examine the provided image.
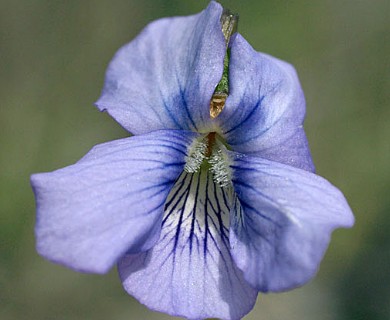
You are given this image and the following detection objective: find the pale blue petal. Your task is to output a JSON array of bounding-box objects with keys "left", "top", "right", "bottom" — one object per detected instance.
[
  {"left": 31, "top": 130, "right": 198, "bottom": 274},
  {"left": 229, "top": 153, "right": 354, "bottom": 292},
  {"left": 217, "top": 34, "right": 315, "bottom": 172},
  {"left": 96, "top": 1, "right": 225, "bottom": 134},
  {"left": 119, "top": 170, "right": 257, "bottom": 320}
]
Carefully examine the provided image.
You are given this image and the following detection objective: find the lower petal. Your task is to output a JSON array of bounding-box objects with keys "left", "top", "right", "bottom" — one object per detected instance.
[
  {"left": 229, "top": 153, "right": 354, "bottom": 292},
  {"left": 118, "top": 170, "right": 257, "bottom": 320},
  {"left": 31, "top": 130, "right": 197, "bottom": 274}
]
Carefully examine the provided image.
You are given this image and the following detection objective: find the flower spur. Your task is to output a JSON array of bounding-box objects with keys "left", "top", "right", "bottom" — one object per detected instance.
[{"left": 31, "top": 2, "right": 354, "bottom": 319}]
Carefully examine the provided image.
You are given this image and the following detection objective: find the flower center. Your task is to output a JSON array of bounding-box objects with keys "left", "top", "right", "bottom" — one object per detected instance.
[
  {"left": 184, "top": 10, "right": 238, "bottom": 187},
  {"left": 184, "top": 133, "right": 231, "bottom": 187}
]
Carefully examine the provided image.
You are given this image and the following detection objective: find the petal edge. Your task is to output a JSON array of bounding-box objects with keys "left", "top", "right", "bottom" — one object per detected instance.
[
  {"left": 96, "top": 1, "right": 226, "bottom": 135},
  {"left": 32, "top": 130, "right": 198, "bottom": 274},
  {"left": 229, "top": 153, "right": 354, "bottom": 292}
]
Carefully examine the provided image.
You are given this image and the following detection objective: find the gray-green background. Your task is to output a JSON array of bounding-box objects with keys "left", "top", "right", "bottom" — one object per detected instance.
[{"left": 1, "top": 0, "right": 389, "bottom": 319}]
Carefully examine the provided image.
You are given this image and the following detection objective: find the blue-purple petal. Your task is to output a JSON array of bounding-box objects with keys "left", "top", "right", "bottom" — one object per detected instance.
[
  {"left": 119, "top": 170, "right": 257, "bottom": 320},
  {"left": 31, "top": 130, "right": 198, "bottom": 274},
  {"left": 217, "top": 34, "right": 315, "bottom": 172},
  {"left": 96, "top": 1, "right": 225, "bottom": 135},
  {"left": 229, "top": 153, "right": 354, "bottom": 292}
]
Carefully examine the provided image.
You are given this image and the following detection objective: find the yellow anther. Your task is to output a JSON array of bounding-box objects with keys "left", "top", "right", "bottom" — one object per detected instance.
[{"left": 210, "top": 93, "right": 227, "bottom": 119}]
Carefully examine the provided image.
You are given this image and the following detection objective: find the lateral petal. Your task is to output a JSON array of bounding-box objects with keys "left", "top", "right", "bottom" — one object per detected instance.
[
  {"left": 96, "top": 1, "right": 225, "bottom": 134},
  {"left": 229, "top": 153, "right": 354, "bottom": 292},
  {"left": 31, "top": 130, "right": 198, "bottom": 274},
  {"left": 217, "top": 34, "right": 315, "bottom": 171},
  {"left": 119, "top": 170, "right": 257, "bottom": 320}
]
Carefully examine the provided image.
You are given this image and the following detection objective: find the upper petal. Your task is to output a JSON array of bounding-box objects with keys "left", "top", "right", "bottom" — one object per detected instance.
[
  {"left": 217, "top": 34, "right": 315, "bottom": 172},
  {"left": 31, "top": 130, "right": 198, "bottom": 274},
  {"left": 96, "top": 1, "right": 225, "bottom": 135},
  {"left": 229, "top": 153, "right": 354, "bottom": 292},
  {"left": 119, "top": 170, "right": 257, "bottom": 320}
]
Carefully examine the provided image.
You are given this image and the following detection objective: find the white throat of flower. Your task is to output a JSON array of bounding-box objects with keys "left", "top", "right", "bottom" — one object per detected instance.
[{"left": 184, "top": 134, "right": 232, "bottom": 188}]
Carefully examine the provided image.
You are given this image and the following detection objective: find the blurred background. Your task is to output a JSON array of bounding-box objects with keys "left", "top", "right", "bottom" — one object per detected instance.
[{"left": 1, "top": 0, "right": 389, "bottom": 319}]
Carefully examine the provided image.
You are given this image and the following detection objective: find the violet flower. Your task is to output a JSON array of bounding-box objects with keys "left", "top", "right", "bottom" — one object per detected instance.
[{"left": 31, "top": 2, "right": 354, "bottom": 319}]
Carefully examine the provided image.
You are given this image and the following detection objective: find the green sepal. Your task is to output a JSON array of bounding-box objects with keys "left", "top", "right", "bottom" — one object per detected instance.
[{"left": 214, "top": 8, "right": 238, "bottom": 96}]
